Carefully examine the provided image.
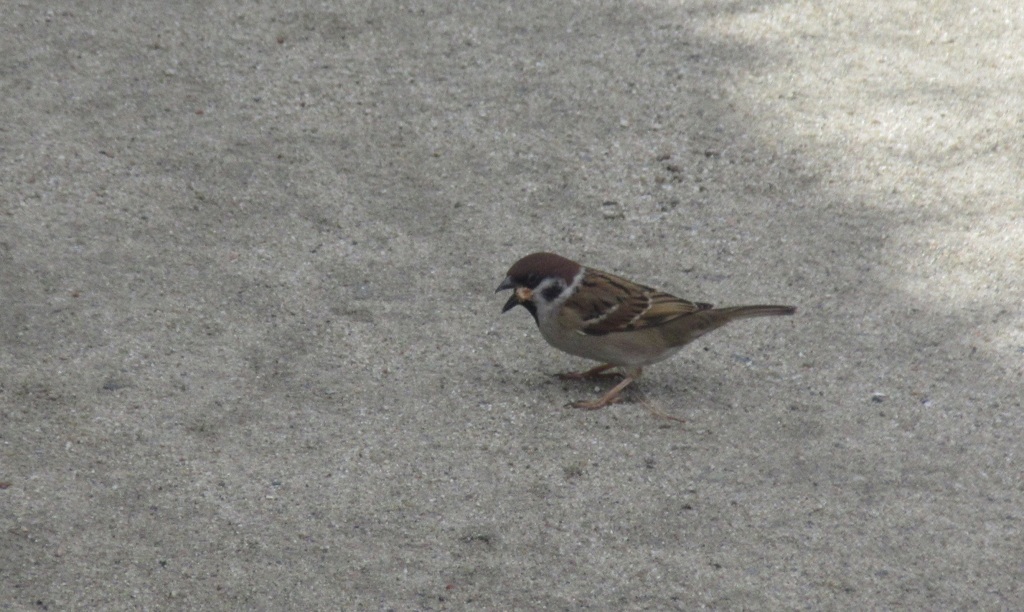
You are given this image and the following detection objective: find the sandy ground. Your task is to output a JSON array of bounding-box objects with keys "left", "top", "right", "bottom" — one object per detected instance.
[{"left": 2, "top": 1, "right": 1022, "bottom": 609}]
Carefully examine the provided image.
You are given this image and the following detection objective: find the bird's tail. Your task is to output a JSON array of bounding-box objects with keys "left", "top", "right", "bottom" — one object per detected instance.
[
  {"left": 710, "top": 305, "right": 797, "bottom": 320},
  {"left": 662, "top": 304, "right": 796, "bottom": 346}
]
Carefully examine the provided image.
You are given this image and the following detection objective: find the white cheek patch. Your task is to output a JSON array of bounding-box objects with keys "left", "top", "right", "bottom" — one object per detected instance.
[
  {"left": 531, "top": 278, "right": 561, "bottom": 309},
  {"left": 531, "top": 276, "right": 572, "bottom": 322}
]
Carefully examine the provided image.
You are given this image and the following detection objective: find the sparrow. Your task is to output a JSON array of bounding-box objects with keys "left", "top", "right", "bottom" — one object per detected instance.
[{"left": 496, "top": 252, "right": 796, "bottom": 410}]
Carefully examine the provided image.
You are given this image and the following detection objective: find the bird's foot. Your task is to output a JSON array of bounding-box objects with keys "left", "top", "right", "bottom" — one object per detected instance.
[
  {"left": 564, "top": 376, "right": 636, "bottom": 410},
  {"left": 566, "top": 395, "right": 625, "bottom": 410},
  {"left": 555, "top": 364, "right": 618, "bottom": 380}
]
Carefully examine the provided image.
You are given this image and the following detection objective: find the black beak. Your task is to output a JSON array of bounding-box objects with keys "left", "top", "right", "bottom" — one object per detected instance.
[
  {"left": 501, "top": 293, "right": 520, "bottom": 313},
  {"left": 496, "top": 276, "right": 520, "bottom": 313},
  {"left": 495, "top": 276, "right": 515, "bottom": 293}
]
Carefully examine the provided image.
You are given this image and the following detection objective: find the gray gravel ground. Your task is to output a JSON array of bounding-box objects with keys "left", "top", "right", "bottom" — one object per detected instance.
[{"left": 2, "top": 1, "right": 1022, "bottom": 609}]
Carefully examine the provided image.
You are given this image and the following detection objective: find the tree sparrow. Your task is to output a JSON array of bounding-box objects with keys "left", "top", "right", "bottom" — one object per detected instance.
[{"left": 496, "top": 252, "right": 796, "bottom": 410}]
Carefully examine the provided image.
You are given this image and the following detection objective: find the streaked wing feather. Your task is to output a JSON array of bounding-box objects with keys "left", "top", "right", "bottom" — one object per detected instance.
[{"left": 579, "top": 270, "right": 711, "bottom": 335}]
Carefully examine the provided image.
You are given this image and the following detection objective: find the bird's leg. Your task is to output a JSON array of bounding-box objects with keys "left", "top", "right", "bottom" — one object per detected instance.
[
  {"left": 568, "top": 371, "right": 640, "bottom": 410},
  {"left": 556, "top": 363, "right": 618, "bottom": 380}
]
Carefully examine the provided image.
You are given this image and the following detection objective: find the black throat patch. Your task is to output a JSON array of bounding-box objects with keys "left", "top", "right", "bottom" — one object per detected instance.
[{"left": 521, "top": 299, "right": 539, "bottom": 324}]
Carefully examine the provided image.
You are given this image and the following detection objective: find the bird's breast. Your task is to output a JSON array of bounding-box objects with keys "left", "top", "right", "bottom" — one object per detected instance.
[{"left": 537, "top": 317, "right": 680, "bottom": 367}]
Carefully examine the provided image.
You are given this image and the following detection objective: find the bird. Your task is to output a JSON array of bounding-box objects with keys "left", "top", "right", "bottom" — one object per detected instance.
[{"left": 496, "top": 252, "right": 796, "bottom": 410}]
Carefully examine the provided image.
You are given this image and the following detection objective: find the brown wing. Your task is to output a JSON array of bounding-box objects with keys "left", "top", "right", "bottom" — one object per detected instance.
[{"left": 576, "top": 269, "right": 712, "bottom": 336}]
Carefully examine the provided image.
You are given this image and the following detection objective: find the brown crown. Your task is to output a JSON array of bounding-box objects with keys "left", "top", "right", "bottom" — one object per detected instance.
[{"left": 505, "top": 252, "right": 581, "bottom": 289}]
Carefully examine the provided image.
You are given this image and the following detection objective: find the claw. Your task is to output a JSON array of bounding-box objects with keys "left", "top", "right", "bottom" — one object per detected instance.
[
  {"left": 567, "top": 395, "right": 626, "bottom": 410},
  {"left": 555, "top": 364, "right": 618, "bottom": 380},
  {"left": 564, "top": 374, "right": 637, "bottom": 411}
]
